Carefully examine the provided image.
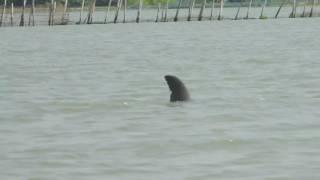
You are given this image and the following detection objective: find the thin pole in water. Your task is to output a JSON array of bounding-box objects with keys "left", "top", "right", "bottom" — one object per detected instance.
[
  {"left": 245, "top": 0, "right": 253, "bottom": 19},
  {"left": 234, "top": 3, "right": 241, "bottom": 20},
  {"left": 19, "top": 0, "right": 27, "bottom": 26},
  {"left": 136, "top": 0, "right": 143, "bottom": 23},
  {"left": 174, "top": 0, "right": 183, "bottom": 22},
  {"left": 62, "top": 0, "right": 68, "bottom": 24},
  {"left": 187, "top": 0, "right": 195, "bottom": 21},
  {"left": 10, "top": 2, "right": 13, "bottom": 26},
  {"left": 198, "top": 0, "right": 206, "bottom": 21},
  {"left": 260, "top": 0, "right": 267, "bottom": 19},
  {"left": 104, "top": 0, "right": 113, "bottom": 23},
  {"left": 123, "top": 0, "right": 127, "bottom": 23},
  {"left": 210, "top": 0, "right": 215, "bottom": 20},
  {"left": 87, "top": 0, "right": 96, "bottom": 24},
  {"left": 156, "top": 3, "right": 160, "bottom": 22},
  {"left": 53, "top": 1, "right": 56, "bottom": 25},
  {"left": 79, "top": 0, "right": 85, "bottom": 24},
  {"left": 275, "top": 0, "right": 287, "bottom": 18},
  {"left": 290, "top": 0, "right": 296, "bottom": 18},
  {"left": 301, "top": 1, "right": 306, "bottom": 17},
  {"left": 0, "top": 0, "right": 7, "bottom": 27},
  {"left": 161, "top": 3, "right": 165, "bottom": 22},
  {"left": 48, "top": 0, "right": 53, "bottom": 25},
  {"left": 218, "top": 0, "right": 224, "bottom": 20},
  {"left": 114, "top": 0, "right": 122, "bottom": 23},
  {"left": 310, "top": 0, "right": 316, "bottom": 17},
  {"left": 28, "top": 0, "right": 35, "bottom": 26},
  {"left": 164, "top": 0, "right": 168, "bottom": 22}
]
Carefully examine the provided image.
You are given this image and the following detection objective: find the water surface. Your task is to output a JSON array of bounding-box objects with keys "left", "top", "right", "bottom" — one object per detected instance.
[{"left": 1, "top": 18, "right": 320, "bottom": 179}]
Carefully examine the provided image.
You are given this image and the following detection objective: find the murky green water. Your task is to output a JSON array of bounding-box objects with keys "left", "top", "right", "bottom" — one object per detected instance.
[{"left": 1, "top": 17, "right": 320, "bottom": 179}]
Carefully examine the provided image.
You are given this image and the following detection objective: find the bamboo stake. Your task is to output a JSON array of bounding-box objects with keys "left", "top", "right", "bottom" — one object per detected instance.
[
  {"left": 290, "top": 0, "right": 296, "bottom": 18},
  {"left": 19, "top": 0, "right": 26, "bottom": 26},
  {"left": 48, "top": 0, "right": 53, "bottom": 25},
  {"left": 79, "top": 0, "right": 85, "bottom": 23},
  {"left": 235, "top": 3, "right": 241, "bottom": 20},
  {"left": 275, "top": 0, "right": 287, "bottom": 18},
  {"left": 52, "top": 1, "right": 56, "bottom": 25},
  {"left": 155, "top": 3, "right": 160, "bottom": 22},
  {"left": 0, "top": 0, "right": 7, "bottom": 27},
  {"left": 114, "top": 0, "right": 122, "bottom": 23},
  {"left": 174, "top": 0, "right": 183, "bottom": 21},
  {"left": 104, "top": 0, "right": 112, "bottom": 23},
  {"left": 62, "top": 0, "right": 68, "bottom": 24},
  {"left": 164, "top": 0, "right": 168, "bottom": 22},
  {"left": 310, "top": 0, "right": 316, "bottom": 17},
  {"left": 218, "top": 0, "right": 224, "bottom": 20},
  {"left": 136, "top": 0, "right": 143, "bottom": 23},
  {"left": 301, "top": 3, "right": 306, "bottom": 17},
  {"left": 245, "top": 0, "right": 253, "bottom": 19},
  {"left": 28, "top": 0, "right": 35, "bottom": 26},
  {"left": 87, "top": 0, "right": 96, "bottom": 24},
  {"left": 161, "top": 3, "right": 165, "bottom": 21},
  {"left": 198, "top": 0, "right": 206, "bottom": 21},
  {"left": 123, "top": 0, "right": 127, "bottom": 23},
  {"left": 187, "top": 0, "right": 195, "bottom": 21},
  {"left": 10, "top": 2, "right": 13, "bottom": 26},
  {"left": 260, "top": 0, "right": 267, "bottom": 19},
  {"left": 210, "top": 0, "right": 215, "bottom": 20}
]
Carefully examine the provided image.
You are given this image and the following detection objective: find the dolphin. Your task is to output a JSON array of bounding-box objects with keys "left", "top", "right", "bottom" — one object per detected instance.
[{"left": 164, "top": 75, "right": 190, "bottom": 102}]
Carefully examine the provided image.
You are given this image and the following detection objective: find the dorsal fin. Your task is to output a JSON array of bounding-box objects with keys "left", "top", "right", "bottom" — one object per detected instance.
[{"left": 164, "top": 75, "right": 190, "bottom": 102}]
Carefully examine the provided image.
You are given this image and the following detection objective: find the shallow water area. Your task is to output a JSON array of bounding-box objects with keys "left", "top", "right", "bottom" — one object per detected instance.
[{"left": 1, "top": 18, "right": 320, "bottom": 179}]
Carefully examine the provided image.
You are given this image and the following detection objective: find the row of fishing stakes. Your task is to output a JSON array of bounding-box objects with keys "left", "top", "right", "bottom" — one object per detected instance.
[
  {"left": 0, "top": 0, "right": 67, "bottom": 27},
  {"left": 81, "top": 0, "right": 144, "bottom": 24},
  {"left": 80, "top": 0, "right": 317, "bottom": 25},
  {"left": 0, "top": 0, "right": 36, "bottom": 27},
  {"left": 84, "top": 0, "right": 226, "bottom": 24},
  {"left": 0, "top": 0, "right": 318, "bottom": 27}
]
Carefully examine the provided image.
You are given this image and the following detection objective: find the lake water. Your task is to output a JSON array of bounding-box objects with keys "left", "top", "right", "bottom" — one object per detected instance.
[{"left": 1, "top": 17, "right": 320, "bottom": 179}]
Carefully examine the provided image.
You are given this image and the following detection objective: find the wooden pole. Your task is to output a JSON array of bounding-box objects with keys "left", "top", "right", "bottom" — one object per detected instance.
[
  {"left": 114, "top": 0, "right": 122, "bottom": 23},
  {"left": 218, "top": 0, "right": 224, "bottom": 20},
  {"left": 136, "top": 0, "right": 143, "bottom": 23},
  {"left": 28, "top": 0, "right": 35, "bottom": 26},
  {"left": 235, "top": 3, "right": 241, "bottom": 20},
  {"left": 161, "top": 3, "right": 165, "bottom": 21},
  {"left": 104, "top": 0, "right": 113, "bottom": 23},
  {"left": 19, "top": 0, "right": 27, "bottom": 26},
  {"left": 156, "top": 3, "right": 160, "bottom": 22},
  {"left": 174, "top": 0, "right": 183, "bottom": 21},
  {"left": 164, "top": 0, "right": 168, "bottom": 22},
  {"left": 290, "top": 0, "right": 296, "bottom": 18},
  {"left": 210, "top": 0, "right": 215, "bottom": 20},
  {"left": 275, "top": 0, "right": 287, "bottom": 18},
  {"left": 10, "top": 2, "right": 13, "bottom": 26},
  {"left": 260, "top": 0, "right": 267, "bottom": 19},
  {"left": 123, "top": 0, "right": 127, "bottom": 23},
  {"left": 87, "top": 0, "right": 96, "bottom": 24},
  {"left": 0, "top": 0, "right": 7, "bottom": 27},
  {"left": 62, "top": 0, "right": 68, "bottom": 24},
  {"left": 245, "top": 0, "right": 253, "bottom": 19},
  {"left": 198, "top": 0, "right": 206, "bottom": 21},
  {"left": 48, "top": 0, "right": 53, "bottom": 25},
  {"left": 52, "top": 1, "right": 56, "bottom": 25},
  {"left": 79, "top": 0, "right": 85, "bottom": 23},
  {"left": 187, "top": 0, "right": 195, "bottom": 21},
  {"left": 310, "top": 0, "right": 316, "bottom": 17},
  {"left": 301, "top": 2, "right": 306, "bottom": 17}
]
